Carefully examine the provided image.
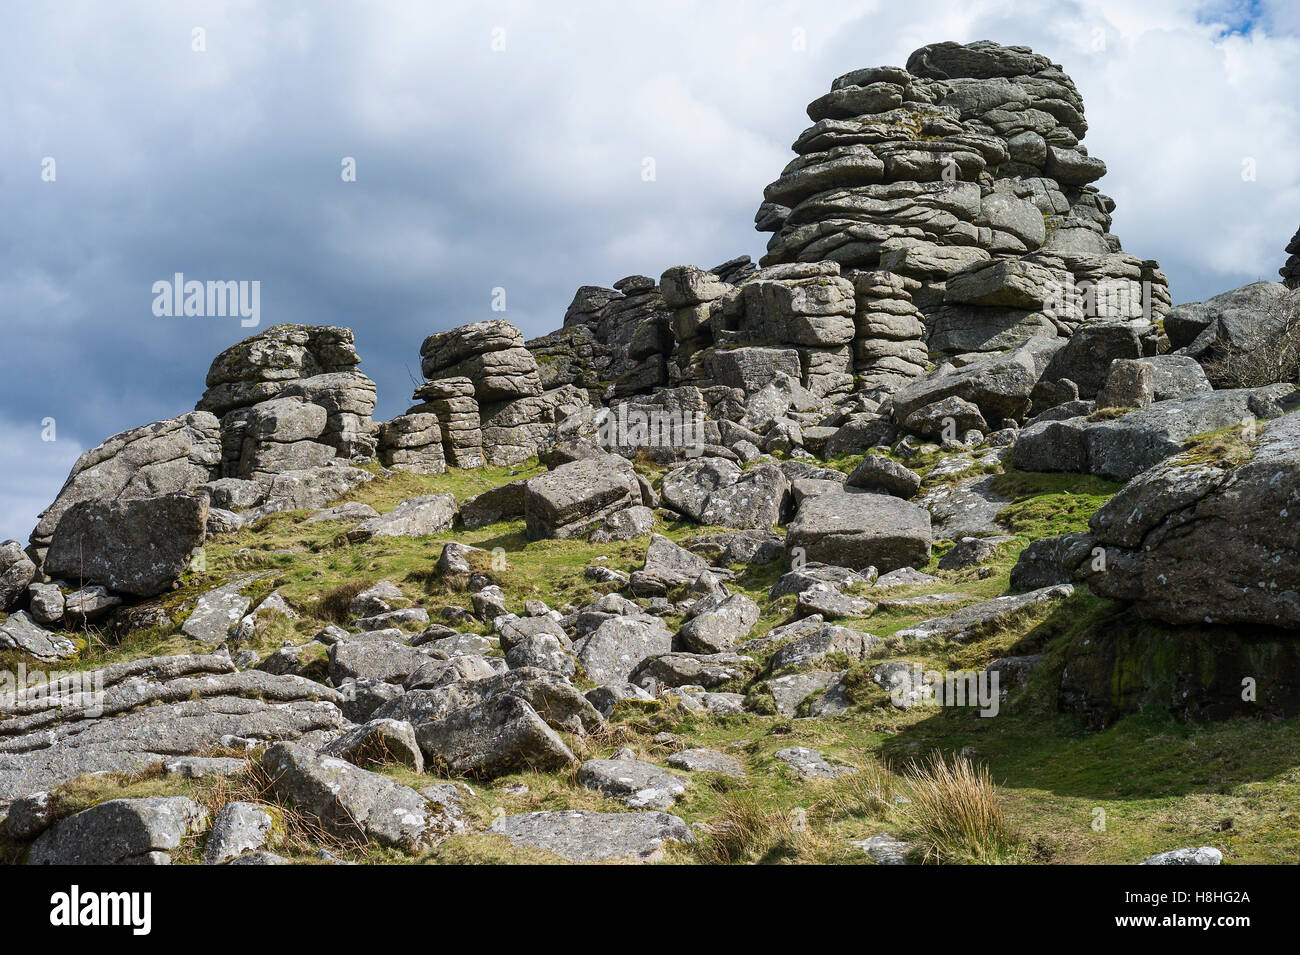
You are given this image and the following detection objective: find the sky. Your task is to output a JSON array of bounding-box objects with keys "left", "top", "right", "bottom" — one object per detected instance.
[{"left": 2, "top": 0, "right": 1299, "bottom": 543}]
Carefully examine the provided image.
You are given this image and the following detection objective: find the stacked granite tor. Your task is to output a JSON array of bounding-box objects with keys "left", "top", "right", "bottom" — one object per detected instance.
[
  {"left": 554, "top": 277, "right": 675, "bottom": 397},
  {"left": 851, "top": 270, "right": 929, "bottom": 392},
  {"left": 377, "top": 412, "right": 446, "bottom": 474},
  {"left": 754, "top": 40, "right": 1170, "bottom": 360},
  {"left": 196, "top": 324, "right": 379, "bottom": 479},
  {"left": 408, "top": 319, "right": 590, "bottom": 467}
]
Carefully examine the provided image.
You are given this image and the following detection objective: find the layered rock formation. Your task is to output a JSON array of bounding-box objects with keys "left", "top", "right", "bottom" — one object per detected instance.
[
  {"left": 9, "top": 44, "right": 1300, "bottom": 874},
  {"left": 755, "top": 40, "right": 1170, "bottom": 362},
  {"left": 197, "top": 324, "right": 378, "bottom": 476},
  {"left": 27, "top": 325, "right": 382, "bottom": 605},
  {"left": 503, "top": 41, "right": 1170, "bottom": 432},
  {"left": 408, "top": 320, "right": 591, "bottom": 467}
]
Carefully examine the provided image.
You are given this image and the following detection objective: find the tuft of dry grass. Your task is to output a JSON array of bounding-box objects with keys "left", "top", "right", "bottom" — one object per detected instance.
[
  {"left": 695, "top": 793, "right": 801, "bottom": 864},
  {"left": 317, "top": 578, "right": 374, "bottom": 624},
  {"left": 903, "top": 753, "right": 1021, "bottom": 864},
  {"left": 821, "top": 762, "right": 898, "bottom": 821}
]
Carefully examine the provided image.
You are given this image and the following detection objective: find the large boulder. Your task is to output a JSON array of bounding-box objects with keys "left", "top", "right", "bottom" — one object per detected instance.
[
  {"left": 346, "top": 494, "right": 458, "bottom": 543},
  {"left": 846, "top": 455, "right": 921, "bottom": 498},
  {"left": 891, "top": 338, "right": 1064, "bottom": 425},
  {"left": 1084, "top": 411, "right": 1300, "bottom": 626},
  {"left": 0, "top": 655, "right": 344, "bottom": 805},
  {"left": 1166, "top": 281, "right": 1296, "bottom": 352},
  {"left": 243, "top": 463, "right": 373, "bottom": 516},
  {"left": 709, "top": 347, "right": 803, "bottom": 396},
  {"left": 1013, "top": 386, "right": 1295, "bottom": 481},
  {"left": 30, "top": 412, "right": 221, "bottom": 555},
  {"left": 676, "top": 593, "right": 760, "bottom": 654},
  {"left": 785, "top": 489, "right": 932, "bottom": 572},
  {"left": 524, "top": 456, "right": 641, "bottom": 540},
  {"left": 27, "top": 797, "right": 208, "bottom": 865},
  {"left": 260, "top": 742, "right": 449, "bottom": 849},
  {"left": 198, "top": 324, "right": 362, "bottom": 415},
  {"left": 1042, "top": 322, "right": 1155, "bottom": 398},
  {"left": 0, "top": 541, "right": 36, "bottom": 611},
  {"left": 374, "top": 668, "right": 595, "bottom": 777},
  {"left": 44, "top": 493, "right": 208, "bottom": 598},
  {"left": 420, "top": 321, "right": 543, "bottom": 401},
  {"left": 577, "top": 614, "right": 674, "bottom": 683},
  {"left": 661, "top": 458, "right": 789, "bottom": 529},
  {"left": 629, "top": 535, "right": 714, "bottom": 596}
]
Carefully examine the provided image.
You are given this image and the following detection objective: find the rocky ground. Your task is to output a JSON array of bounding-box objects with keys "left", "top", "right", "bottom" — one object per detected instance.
[
  {"left": 3, "top": 39, "right": 1299, "bottom": 865},
  {"left": 3, "top": 439, "right": 1296, "bottom": 865}
]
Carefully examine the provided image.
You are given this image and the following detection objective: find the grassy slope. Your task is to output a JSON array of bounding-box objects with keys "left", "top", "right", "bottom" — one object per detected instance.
[{"left": 6, "top": 449, "right": 1300, "bottom": 865}]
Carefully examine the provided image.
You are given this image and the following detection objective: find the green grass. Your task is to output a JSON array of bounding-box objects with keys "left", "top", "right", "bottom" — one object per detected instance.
[
  {"left": 989, "top": 470, "right": 1122, "bottom": 539},
  {"left": 10, "top": 450, "right": 1300, "bottom": 865}
]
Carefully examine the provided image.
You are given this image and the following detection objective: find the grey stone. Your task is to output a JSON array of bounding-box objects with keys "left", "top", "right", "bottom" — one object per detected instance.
[
  {"left": 772, "top": 563, "right": 874, "bottom": 598},
  {"left": 26, "top": 581, "right": 65, "bottom": 626},
  {"left": 203, "top": 802, "right": 275, "bottom": 865},
  {"left": 1009, "top": 532, "right": 1095, "bottom": 590},
  {"left": 584, "top": 682, "right": 654, "bottom": 717},
  {"left": 0, "top": 655, "right": 345, "bottom": 804},
  {"left": 577, "top": 614, "right": 674, "bottom": 684},
  {"left": 630, "top": 534, "right": 714, "bottom": 596},
  {"left": 347, "top": 494, "right": 458, "bottom": 543},
  {"left": 630, "top": 652, "right": 757, "bottom": 690},
  {"left": 304, "top": 501, "right": 380, "bottom": 523},
  {"left": 524, "top": 456, "right": 641, "bottom": 540},
  {"left": 28, "top": 796, "right": 208, "bottom": 865},
  {"left": 0, "top": 542, "right": 36, "bottom": 611},
  {"left": 487, "top": 810, "right": 694, "bottom": 862},
  {"left": 1095, "top": 359, "right": 1154, "bottom": 410},
  {"left": 182, "top": 580, "right": 254, "bottom": 644},
  {"left": 578, "top": 758, "right": 689, "bottom": 809},
  {"left": 677, "top": 592, "right": 760, "bottom": 654},
  {"left": 44, "top": 493, "right": 208, "bottom": 598},
  {"left": 786, "top": 489, "right": 932, "bottom": 572},
  {"left": 261, "top": 742, "right": 449, "bottom": 849},
  {"left": 0, "top": 611, "right": 76, "bottom": 662},
  {"left": 769, "top": 624, "right": 878, "bottom": 670},
  {"left": 794, "top": 582, "right": 876, "bottom": 620},
  {"left": 666, "top": 748, "right": 746, "bottom": 777},
  {"left": 894, "top": 585, "right": 1073, "bottom": 641},
  {"left": 768, "top": 670, "right": 841, "bottom": 716},
  {"left": 589, "top": 505, "right": 656, "bottom": 543},
  {"left": 329, "top": 640, "right": 434, "bottom": 686},
  {"left": 938, "top": 535, "right": 1015, "bottom": 570},
  {"left": 319, "top": 717, "right": 424, "bottom": 772},
  {"left": 30, "top": 411, "right": 220, "bottom": 554},
  {"left": 851, "top": 832, "right": 914, "bottom": 864},
  {"left": 774, "top": 746, "right": 857, "bottom": 780},
  {"left": 903, "top": 396, "right": 989, "bottom": 439},
  {"left": 1139, "top": 847, "right": 1223, "bottom": 866},
  {"left": 846, "top": 455, "right": 922, "bottom": 499},
  {"left": 1085, "top": 411, "right": 1300, "bottom": 626}
]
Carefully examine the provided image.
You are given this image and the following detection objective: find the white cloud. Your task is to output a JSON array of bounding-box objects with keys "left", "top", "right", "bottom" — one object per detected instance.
[{"left": 0, "top": 418, "right": 83, "bottom": 545}]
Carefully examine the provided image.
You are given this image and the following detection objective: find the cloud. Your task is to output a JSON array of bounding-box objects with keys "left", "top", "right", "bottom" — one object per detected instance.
[
  {"left": 1, "top": 0, "right": 1298, "bottom": 542},
  {"left": 0, "top": 418, "right": 83, "bottom": 551}
]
